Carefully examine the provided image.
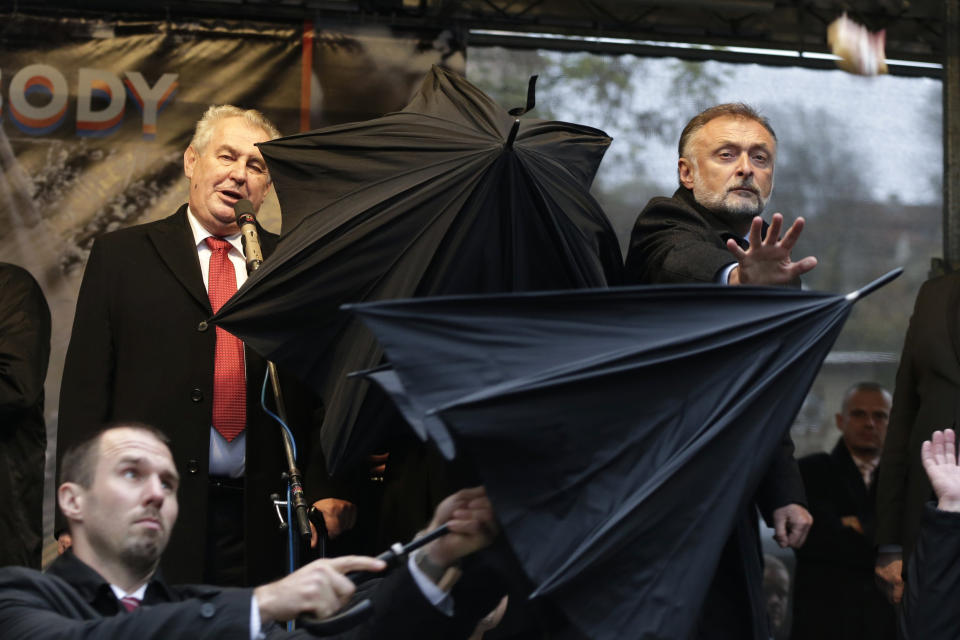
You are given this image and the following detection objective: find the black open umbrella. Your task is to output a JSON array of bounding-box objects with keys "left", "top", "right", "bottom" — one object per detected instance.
[
  {"left": 213, "top": 65, "right": 623, "bottom": 472},
  {"left": 347, "top": 270, "right": 901, "bottom": 640}
]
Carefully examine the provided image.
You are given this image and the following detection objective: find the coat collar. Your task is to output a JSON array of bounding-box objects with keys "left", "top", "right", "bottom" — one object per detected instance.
[
  {"left": 144, "top": 204, "right": 279, "bottom": 315},
  {"left": 146, "top": 205, "right": 211, "bottom": 312},
  {"left": 829, "top": 439, "right": 874, "bottom": 498},
  {"left": 45, "top": 551, "right": 175, "bottom": 615},
  {"left": 673, "top": 187, "right": 769, "bottom": 249}
]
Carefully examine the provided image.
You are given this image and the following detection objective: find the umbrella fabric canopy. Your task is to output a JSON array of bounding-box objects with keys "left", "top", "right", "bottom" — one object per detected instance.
[
  {"left": 348, "top": 272, "right": 899, "bottom": 640},
  {"left": 213, "top": 65, "right": 623, "bottom": 472}
]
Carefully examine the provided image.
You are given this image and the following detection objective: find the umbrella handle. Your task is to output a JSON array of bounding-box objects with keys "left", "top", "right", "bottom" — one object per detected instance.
[
  {"left": 507, "top": 74, "right": 538, "bottom": 116},
  {"left": 294, "top": 525, "right": 450, "bottom": 634},
  {"left": 297, "top": 600, "right": 374, "bottom": 635}
]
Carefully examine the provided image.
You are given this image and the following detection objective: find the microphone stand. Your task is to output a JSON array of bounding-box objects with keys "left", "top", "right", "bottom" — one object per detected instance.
[{"left": 235, "top": 204, "right": 312, "bottom": 546}]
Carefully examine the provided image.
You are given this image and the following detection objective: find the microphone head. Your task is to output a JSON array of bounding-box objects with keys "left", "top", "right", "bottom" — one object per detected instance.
[{"left": 233, "top": 199, "right": 256, "bottom": 222}]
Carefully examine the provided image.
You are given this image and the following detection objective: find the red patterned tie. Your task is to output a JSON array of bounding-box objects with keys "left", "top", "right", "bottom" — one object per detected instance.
[
  {"left": 120, "top": 596, "right": 140, "bottom": 612},
  {"left": 205, "top": 237, "right": 246, "bottom": 442}
]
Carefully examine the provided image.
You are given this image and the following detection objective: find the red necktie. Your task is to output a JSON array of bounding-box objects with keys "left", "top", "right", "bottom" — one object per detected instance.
[
  {"left": 120, "top": 596, "right": 141, "bottom": 612},
  {"left": 205, "top": 237, "right": 246, "bottom": 442}
]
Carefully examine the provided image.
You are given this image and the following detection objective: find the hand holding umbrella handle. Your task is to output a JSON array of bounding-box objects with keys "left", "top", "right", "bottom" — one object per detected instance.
[
  {"left": 345, "top": 523, "right": 451, "bottom": 585},
  {"left": 296, "top": 524, "right": 451, "bottom": 632}
]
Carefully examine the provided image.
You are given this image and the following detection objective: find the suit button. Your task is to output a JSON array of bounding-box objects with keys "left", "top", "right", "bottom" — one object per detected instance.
[
  {"left": 187, "top": 459, "right": 199, "bottom": 475},
  {"left": 197, "top": 320, "right": 208, "bottom": 332},
  {"left": 199, "top": 602, "right": 216, "bottom": 618},
  {"left": 191, "top": 388, "right": 203, "bottom": 402}
]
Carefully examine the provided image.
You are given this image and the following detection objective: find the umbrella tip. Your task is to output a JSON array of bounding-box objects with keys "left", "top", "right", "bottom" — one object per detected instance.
[
  {"left": 846, "top": 267, "right": 903, "bottom": 301},
  {"left": 505, "top": 119, "right": 521, "bottom": 149}
]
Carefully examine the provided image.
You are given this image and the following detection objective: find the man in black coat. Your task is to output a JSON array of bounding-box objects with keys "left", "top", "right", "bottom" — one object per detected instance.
[
  {"left": 792, "top": 382, "right": 897, "bottom": 640},
  {"left": 874, "top": 271, "right": 960, "bottom": 607},
  {"left": 624, "top": 103, "right": 818, "bottom": 639},
  {"left": 0, "top": 263, "right": 50, "bottom": 569},
  {"left": 0, "top": 424, "right": 503, "bottom": 640},
  {"left": 56, "top": 105, "right": 352, "bottom": 586}
]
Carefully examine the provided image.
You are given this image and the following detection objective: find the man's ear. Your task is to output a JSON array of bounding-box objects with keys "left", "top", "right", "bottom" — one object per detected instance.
[
  {"left": 678, "top": 157, "right": 695, "bottom": 190},
  {"left": 58, "top": 483, "right": 85, "bottom": 523},
  {"left": 183, "top": 146, "right": 197, "bottom": 180},
  {"left": 835, "top": 413, "right": 845, "bottom": 433}
]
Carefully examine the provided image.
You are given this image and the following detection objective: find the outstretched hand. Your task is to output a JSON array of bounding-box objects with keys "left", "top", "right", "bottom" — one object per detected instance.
[
  {"left": 921, "top": 428, "right": 960, "bottom": 512},
  {"left": 727, "top": 213, "right": 817, "bottom": 286}
]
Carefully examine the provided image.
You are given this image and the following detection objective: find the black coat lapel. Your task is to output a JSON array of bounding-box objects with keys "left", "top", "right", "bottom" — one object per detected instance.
[
  {"left": 146, "top": 206, "right": 211, "bottom": 312},
  {"left": 831, "top": 441, "right": 868, "bottom": 501}
]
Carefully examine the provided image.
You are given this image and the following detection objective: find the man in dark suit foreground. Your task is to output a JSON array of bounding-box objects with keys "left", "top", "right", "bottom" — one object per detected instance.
[
  {"left": 57, "top": 104, "right": 353, "bottom": 586},
  {"left": 792, "top": 382, "right": 896, "bottom": 640},
  {"left": 1, "top": 424, "right": 502, "bottom": 639},
  {"left": 624, "top": 103, "right": 817, "bottom": 639}
]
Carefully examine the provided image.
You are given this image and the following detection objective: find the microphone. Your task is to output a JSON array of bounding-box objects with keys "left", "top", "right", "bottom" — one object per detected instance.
[{"left": 233, "top": 199, "right": 264, "bottom": 273}]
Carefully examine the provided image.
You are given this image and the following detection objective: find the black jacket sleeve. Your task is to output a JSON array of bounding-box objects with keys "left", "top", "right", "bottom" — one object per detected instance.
[
  {"left": 625, "top": 194, "right": 737, "bottom": 285},
  {"left": 904, "top": 502, "right": 960, "bottom": 640},
  {"left": 0, "top": 264, "right": 50, "bottom": 417},
  {"left": 755, "top": 432, "right": 807, "bottom": 523}
]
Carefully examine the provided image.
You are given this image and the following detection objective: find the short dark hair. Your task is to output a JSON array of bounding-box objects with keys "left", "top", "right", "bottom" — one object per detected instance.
[
  {"left": 678, "top": 103, "right": 777, "bottom": 158},
  {"left": 840, "top": 381, "right": 891, "bottom": 413},
  {"left": 60, "top": 422, "right": 172, "bottom": 488}
]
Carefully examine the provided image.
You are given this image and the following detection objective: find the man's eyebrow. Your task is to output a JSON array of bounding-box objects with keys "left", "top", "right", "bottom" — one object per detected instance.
[
  {"left": 713, "top": 139, "right": 772, "bottom": 151},
  {"left": 114, "top": 454, "right": 180, "bottom": 480},
  {"left": 214, "top": 143, "right": 239, "bottom": 155},
  {"left": 214, "top": 143, "right": 265, "bottom": 163}
]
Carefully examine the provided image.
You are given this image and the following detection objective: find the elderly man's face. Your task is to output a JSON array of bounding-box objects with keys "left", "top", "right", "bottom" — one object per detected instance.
[
  {"left": 679, "top": 115, "right": 776, "bottom": 223},
  {"left": 837, "top": 389, "right": 891, "bottom": 457},
  {"left": 78, "top": 428, "right": 180, "bottom": 572},
  {"left": 184, "top": 116, "right": 272, "bottom": 236}
]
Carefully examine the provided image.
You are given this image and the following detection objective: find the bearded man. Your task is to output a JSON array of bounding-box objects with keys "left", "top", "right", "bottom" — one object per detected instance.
[
  {"left": 625, "top": 102, "right": 817, "bottom": 286},
  {"left": 624, "top": 103, "right": 817, "bottom": 640}
]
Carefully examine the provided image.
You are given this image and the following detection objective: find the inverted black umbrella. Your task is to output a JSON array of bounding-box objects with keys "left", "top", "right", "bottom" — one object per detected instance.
[
  {"left": 347, "top": 270, "right": 901, "bottom": 640},
  {"left": 213, "top": 65, "right": 623, "bottom": 473}
]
